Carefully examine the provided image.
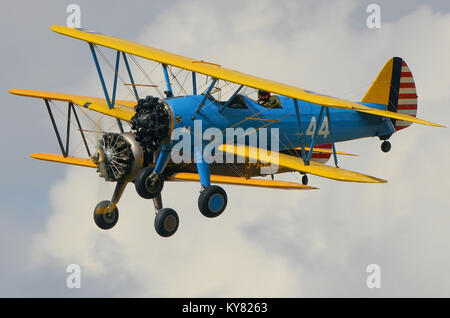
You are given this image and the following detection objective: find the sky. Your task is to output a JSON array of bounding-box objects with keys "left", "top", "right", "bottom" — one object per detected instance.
[{"left": 1, "top": 0, "right": 449, "bottom": 297}]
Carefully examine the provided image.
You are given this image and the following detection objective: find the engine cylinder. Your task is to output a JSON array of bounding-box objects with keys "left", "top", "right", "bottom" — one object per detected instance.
[
  {"left": 130, "top": 96, "right": 173, "bottom": 153},
  {"left": 92, "top": 133, "right": 144, "bottom": 182}
]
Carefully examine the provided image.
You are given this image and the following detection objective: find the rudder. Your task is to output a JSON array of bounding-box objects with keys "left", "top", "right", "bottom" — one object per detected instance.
[{"left": 362, "top": 57, "right": 418, "bottom": 131}]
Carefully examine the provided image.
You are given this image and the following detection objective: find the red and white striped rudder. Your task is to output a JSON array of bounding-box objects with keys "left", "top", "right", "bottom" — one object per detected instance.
[{"left": 395, "top": 60, "right": 418, "bottom": 131}]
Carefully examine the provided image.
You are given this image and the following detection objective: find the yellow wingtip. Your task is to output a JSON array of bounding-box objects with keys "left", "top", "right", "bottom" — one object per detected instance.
[
  {"left": 50, "top": 24, "right": 64, "bottom": 32},
  {"left": 435, "top": 123, "right": 446, "bottom": 128},
  {"left": 30, "top": 153, "right": 97, "bottom": 168},
  {"left": 8, "top": 89, "right": 21, "bottom": 95}
]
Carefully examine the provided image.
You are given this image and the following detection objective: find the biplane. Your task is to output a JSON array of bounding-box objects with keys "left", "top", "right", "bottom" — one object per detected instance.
[{"left": 9, "top": 26, "right": 445, "bottom": 237}]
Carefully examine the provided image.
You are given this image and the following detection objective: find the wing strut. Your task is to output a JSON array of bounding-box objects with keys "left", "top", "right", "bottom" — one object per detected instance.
[
  {"left": 44, "top": 100, "right": 92, "bottom": 158},
  {"left": 293, "top": 99, "right": 307, "bottom": 161},
  {"left": 305, "top": 106, "right": 325, "bottom": 165},
  {"left": 301, "top": 105, "right": 339, "bottom": 167},
  {"left": 45, "top": 99, "right": 67, "bottom": 157},
  {"left": 192, "top": 72, "right": 197, "bottom": 95},
  {"left": 325, "top": 107, "right": 339, "bottom": 167},
  {"left": 162, "top": 64, "right": 173, "bottom": 97},
  {"left": 89, "top": 44, "right": 114, "bottom": 109},
  {"left": 89, "top": 44, "right": 140, "bottom": 132}
]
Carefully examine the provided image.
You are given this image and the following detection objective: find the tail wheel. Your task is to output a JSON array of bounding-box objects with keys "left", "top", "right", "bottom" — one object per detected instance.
[
  {"left": 135, "top": 167, "right": 164, "bottom": 199},
  {"left": 154, "top": 208, "right": 179, "bottom": 237},
  {"left": 198, "top": 185, "right": 228, "bottom": 218},
  {"left": 93, "top": 200, "right": 119, "bottom": 230},
  {"left": 302, "top": 175, "right": 309, "bottom": 185},
  {"left": 381, "top": 140, "right": 391, "bottom": 153}
]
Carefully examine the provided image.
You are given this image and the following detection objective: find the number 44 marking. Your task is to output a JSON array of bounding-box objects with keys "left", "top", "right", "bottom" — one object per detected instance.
[{"left": 306, "top": 116, "right": 329, "bottom": 139}]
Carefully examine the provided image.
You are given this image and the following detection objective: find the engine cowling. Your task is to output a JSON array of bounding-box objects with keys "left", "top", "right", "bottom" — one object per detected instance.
[{"left": 91, "top": 96, "right": 173, "bottom": 183}]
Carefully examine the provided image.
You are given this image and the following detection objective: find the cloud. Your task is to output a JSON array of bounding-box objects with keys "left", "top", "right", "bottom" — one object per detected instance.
[
  {"left": 30, "top": 167, "right": 296, "bottom": 297},
  {"left": 27, "top": 0, "right": 450, "bottom": 297}
]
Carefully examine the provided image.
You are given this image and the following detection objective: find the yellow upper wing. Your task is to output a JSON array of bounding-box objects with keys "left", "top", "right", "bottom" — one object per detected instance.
[
  {"left": 218, "top": 144, "right": 386, "bottom": 183},
  {"left": 8, "top": 89, "right": 136, "bottom": 122},
  {"left": 50, "top": 25, "right": 444, "bottom": 128}
]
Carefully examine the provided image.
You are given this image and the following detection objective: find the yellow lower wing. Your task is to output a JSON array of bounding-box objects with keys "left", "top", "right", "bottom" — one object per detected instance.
[
  {"left": 30, "top": 154, "right": 316, "bottom": 190},
  {"left": 9, "top": 89, "right": 136, "bottom": 122},
  {"left": 168, "top": 172, "right": 316, "bottom": 190},
  {"left": 31, "top": 153, "right": 97, "bottom": 168},
  {"left": 218, "top": 145, "right": 386, "bottom": 183}
]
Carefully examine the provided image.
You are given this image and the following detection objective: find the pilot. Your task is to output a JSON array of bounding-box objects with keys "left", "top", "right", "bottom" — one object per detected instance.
[{"left": 257, "top": 89, "right": 281, "bottom": 108}]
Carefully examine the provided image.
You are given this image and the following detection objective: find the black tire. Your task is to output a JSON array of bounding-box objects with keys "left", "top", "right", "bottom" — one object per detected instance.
[
  {"left": 198, "top": 185, "right": 228, "bottom": 218},
  {"left": 154, "top": 208, "right": 179, "bottom": 237},
  {"left": 302, "top": 175, "right": 309, "bottom": 186},
  {"left": 135, "top": 167, "right": 164, "bottom": 199},
  {"left": 381, "top": 140, "right": 391, "bottom": 153},
  {"left": 93, "top": 200, "right": 119, "bottom": 230}
]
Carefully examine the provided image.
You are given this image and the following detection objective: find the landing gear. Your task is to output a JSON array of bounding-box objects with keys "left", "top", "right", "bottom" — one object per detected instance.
[
  {"left": 198, "top": 185, "right": 228, "bottom": 218},
  {"left": 302, "top": 174, "right": 309, "bottom": 186},
  {"left": 151, "top": 193, "right": 179, "bottom": 237},
  {"left": 93, "top": 200, "right": 119, "bottom": 230},
  {"left": 135, "top": 167, "right": 180, "bottom": 237},
  {"left": 93, "top": 181, "right": 126, "bottom": 230},
  {"left": 381, "top": 140, "right": 391, "bottom": 153},
  {"left": 135, "top": 167, "right": 164, "bottom": 199},
  {"left": 154, "top": 208, "right": 179, "bottom": 237}
]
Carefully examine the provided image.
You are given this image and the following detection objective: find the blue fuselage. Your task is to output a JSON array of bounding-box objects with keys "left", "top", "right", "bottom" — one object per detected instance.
[{"left": 165, "top": 94, "right": 395, "bottom": 151}]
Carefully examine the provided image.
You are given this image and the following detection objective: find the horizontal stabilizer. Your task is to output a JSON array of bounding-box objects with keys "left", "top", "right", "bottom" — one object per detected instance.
[
  {"left": 30, "top": 153, "right": 97, "bottom": 168},
  {"left": 293, "top": 147, "right": 357, "bottom": 156},
  {"left": 218, "top": 145, "right": 387, "bottom": 183},
  {"left": 354, "top": 106, "right": 444, "bottom": 128},
  {"left": 168, "top": 172, "right": 317, "bottom": 190}
]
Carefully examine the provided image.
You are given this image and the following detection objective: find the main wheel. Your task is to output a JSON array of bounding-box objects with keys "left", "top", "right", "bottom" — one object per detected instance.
[
  {"left": 135, "top": 167, "right": 164, "bottom": 199},
  {"left": 198, "top": 185, "right": 228, "bottom": 218},
  {"left": 93, "top": 200, "right": 119, "bottom": 230},
  {"left": 381, "top": 140, "right": 391, "bottom": 153},
  {"left": 154, "top": 208, "right": 179, "bottom": 237}
]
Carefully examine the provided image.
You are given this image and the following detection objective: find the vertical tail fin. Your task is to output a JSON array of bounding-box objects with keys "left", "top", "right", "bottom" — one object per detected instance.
[{"left": 362, "top": 57, "right": 418, "bottom": 131}]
